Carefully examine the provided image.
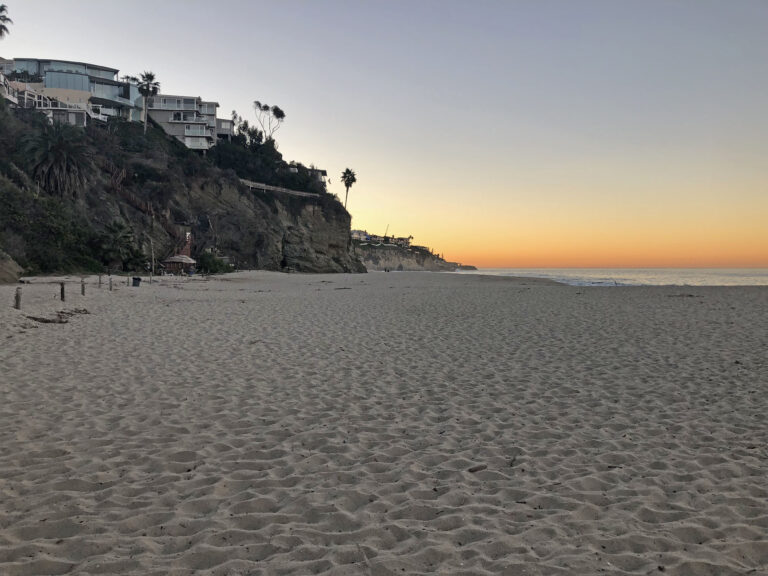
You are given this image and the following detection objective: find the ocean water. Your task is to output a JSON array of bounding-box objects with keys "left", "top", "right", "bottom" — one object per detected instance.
[{"left": 458, "top": 268, "right": 768, "bottom": 287}]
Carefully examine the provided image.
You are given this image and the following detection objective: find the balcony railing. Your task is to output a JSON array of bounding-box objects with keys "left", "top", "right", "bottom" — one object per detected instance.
[
  {"left": 1, "top": 90, "right": 18, "bottom": 105},
  {"left": 148, "top": 99, "right": 197, "bottom": 111},
  {"left": 184, "top": 126, "right": 208, "bottom": 136},
  {"left": 90, "top": 91, "right": 133, "bottom": 107},
  {"left": 86, "top": 108, "right": 109, "bottom": 122},
  {"left": 184, "top": 137, "right": 210, "bottom": 150},
  {"left": 168, "top": 113, "right": 205, "bottom": 123}
]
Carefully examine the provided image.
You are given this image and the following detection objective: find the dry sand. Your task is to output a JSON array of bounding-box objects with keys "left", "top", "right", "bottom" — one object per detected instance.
[{"left": 0, "top": 271, "right": 767, "bottom": 576}]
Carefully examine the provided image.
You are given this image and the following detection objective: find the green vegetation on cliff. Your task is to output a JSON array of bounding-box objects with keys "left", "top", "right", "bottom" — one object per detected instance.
[{"left": 0, "top": 96, "right": 363, "bottom": 275}]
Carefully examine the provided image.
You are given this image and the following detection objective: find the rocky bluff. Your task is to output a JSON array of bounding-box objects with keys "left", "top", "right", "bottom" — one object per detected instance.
[
  {"left": 0, "top": 109, "right": 365, "bottom": 276},
  {"left": 163, "top": 179, "right": 366, "bottom": 273},
  {"left": 352, "top": 242, "right": 472, "bottom": 272}
]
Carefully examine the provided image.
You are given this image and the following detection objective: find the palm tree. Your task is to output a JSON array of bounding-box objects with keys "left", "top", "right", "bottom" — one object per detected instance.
[
  {"left": 136, "top": 71, "right": 160, "bottom": 135},
  {"left": 23, "top": 123, "right": 90, "bottom": 199},
  {"left": 341, "top": 168, "right": 357, "bottom": 210},
  {"left": 100, "top": 220, "right": 137, "bottom": 270},
  {"left": 0, "top": 4, "right": 12, "bottom": 39}
]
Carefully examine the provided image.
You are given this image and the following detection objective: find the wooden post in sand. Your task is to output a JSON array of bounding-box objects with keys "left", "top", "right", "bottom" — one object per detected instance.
[
  {"left": 60, "top": 282, "right": 65, "bottom": 302},
  {"left": 81, "top": 278, "right": 86, "bottom": 296},
  {"left": 98, "top": 275, "right": 103, "bottom": 288},
  {"left": 150, "top": 237, "right": 155, "bottom": 282},
  {"left": 109, "top": 277, "right": 113, "bottom": 291},
  {"left": 14, "top": 287, "right": 21, "bottom": 310}
]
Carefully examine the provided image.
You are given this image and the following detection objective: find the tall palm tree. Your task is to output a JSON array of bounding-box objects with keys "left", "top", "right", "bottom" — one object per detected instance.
[
  {"left": 23, "top": 123, "right": 90, "bottom": 199},
  {"left": 341, "top": 168, "right": 357, "bottom": 210},
  {"left": 136, "top": 71, "right": 160, "bottom": 135},
  {"left": 0, "top": 4, "right": 12, "bottom": 39}
]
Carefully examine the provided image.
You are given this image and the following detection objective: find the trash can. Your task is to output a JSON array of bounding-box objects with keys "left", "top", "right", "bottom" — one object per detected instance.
[{"left": 132, "top": 277, "right": 142, "bottom": 287}]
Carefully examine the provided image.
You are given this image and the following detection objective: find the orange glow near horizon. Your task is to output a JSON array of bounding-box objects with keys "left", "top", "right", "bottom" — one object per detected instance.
[
  {"left": 346, "top": 173, "right": 768, "bottom": 269},
  {"left": 426, "top": 220, "right": 768, "bottom": 269},
  {"left": 435, "top": 236, "right": 768, "bottom": 270}
]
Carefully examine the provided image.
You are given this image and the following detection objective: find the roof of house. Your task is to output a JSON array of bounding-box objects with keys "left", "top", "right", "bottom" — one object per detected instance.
[
  {"left": 153, "top": 94, "right": 202, "bottom": 101},
  {"left": 14, "top": 57, "right": 120, "bottom": 74}
]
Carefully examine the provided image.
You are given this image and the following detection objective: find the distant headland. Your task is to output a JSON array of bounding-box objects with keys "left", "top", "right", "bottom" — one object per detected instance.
[{"left": 351, "top": 230, "right": 475, "bottom": 272}]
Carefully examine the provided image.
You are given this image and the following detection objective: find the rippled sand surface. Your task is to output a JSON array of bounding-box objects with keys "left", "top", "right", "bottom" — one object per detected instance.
[{"left": 1, "top": 272, "right": 767, "bottom": 575}]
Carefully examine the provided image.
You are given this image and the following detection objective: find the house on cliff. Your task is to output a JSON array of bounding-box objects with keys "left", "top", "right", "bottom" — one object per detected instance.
[
  {"left": 1, "top": 57, "right": 233, "bottom": 151},
  {"left": 3, "top": 58, "right": 139, "bottom": 124},
  {"left": 146, "top": 94, "right": 232, "bottom": 151}
]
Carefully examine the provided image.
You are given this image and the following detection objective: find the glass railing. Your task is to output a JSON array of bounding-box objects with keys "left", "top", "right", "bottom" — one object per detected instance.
[
  {"left": 91, "top": 89, "right": 133, "bottom": 107},
  {"left": 184, "top": 137, "right": 209, "bottom": 149},
  {"left": 169, "top": 113, "right": 204, "bottom": 123},
  {"left": 148, "top": 100, "right": 197, "bottom": 110},
  {"left": 185, "top": 126, "right": 208, "bottom": 136}
]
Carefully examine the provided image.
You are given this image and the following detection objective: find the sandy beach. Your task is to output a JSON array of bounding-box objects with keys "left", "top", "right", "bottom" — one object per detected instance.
[{"left": 0, "top": 271, "right": 766, "bottom": 575}]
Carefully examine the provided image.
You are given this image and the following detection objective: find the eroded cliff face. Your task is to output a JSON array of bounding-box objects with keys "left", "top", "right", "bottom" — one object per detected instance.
[
  {"left": 352, "top": 243, "right": 456, "bottom": 272},
  {"left": 275, "top": 200, "right": 366, "bottom": 273},
  {"left": 191, "top": 185, "right": 365, "bottom": 273},
  {"left": 115, "top": 177, "right": 366, "bottom": 273}
]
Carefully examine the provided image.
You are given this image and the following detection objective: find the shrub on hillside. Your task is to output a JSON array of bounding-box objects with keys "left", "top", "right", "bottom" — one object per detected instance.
[{"left": 197, "top": 251, "right": 232, "bottom": 274}]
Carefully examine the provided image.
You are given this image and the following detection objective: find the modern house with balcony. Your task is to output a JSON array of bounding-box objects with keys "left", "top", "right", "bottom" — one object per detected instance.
[
  {"left": 2, "top": 57, "right": 228, "bottom": 150},
  {"left": 17, "top": 88, "right": 89, "bottom": 126},
  {"left": 146, "top": 94, "right": 222, "bottom": 151},
  {"left": 216, "top": 118, "right": 234, "bottom": 141},
  {"left": 3, "top": 69, "right": 93, "bottom": 126},
  {"left": 5, "top": 58, "right": 140, "bottom": 122}
]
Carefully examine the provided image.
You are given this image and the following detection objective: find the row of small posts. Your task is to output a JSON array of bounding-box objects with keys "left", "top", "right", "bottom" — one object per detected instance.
[{"left": 12, "top": 275, "right": 143, "bottom": 311}]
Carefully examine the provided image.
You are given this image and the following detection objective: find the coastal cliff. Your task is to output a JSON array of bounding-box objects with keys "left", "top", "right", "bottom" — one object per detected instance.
[
  {"left": 352, "top": 242, "right": 468, "bottom": 272},
  {"left": 171, "top": 182, "right": 366, "bottom": 273},
  {"left": 0, "top": 103, "right": 365, "bottom": 275}
]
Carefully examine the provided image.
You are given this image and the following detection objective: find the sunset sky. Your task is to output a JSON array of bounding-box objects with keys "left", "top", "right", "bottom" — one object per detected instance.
[{"left": 3, "top": 0, "right": 767, "bottom": 267}]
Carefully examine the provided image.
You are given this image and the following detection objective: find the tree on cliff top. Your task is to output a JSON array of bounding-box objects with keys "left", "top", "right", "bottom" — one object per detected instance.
[
  {"left": 341, "top": 168, "right": 357, "bottom": 210},
  {"left": 0, "top": 4, "right": 12, "bottom": 39},
  {"left": 125, "top": 71, "right": 161, "bottom": 135},
  {"left": 137, "top": 72, "right": 160, "bottom": 135},
  {"left": 230, "top": 110, "right": 263, "bottom": 151},
  {"left": 253, "top": 100, "right": 285, "bottom": 142}
]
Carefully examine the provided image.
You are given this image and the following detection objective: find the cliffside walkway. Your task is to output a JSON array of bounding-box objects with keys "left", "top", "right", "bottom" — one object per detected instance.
[{"left": 240, "top": 178, "right": 320, "bottom": 199}]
